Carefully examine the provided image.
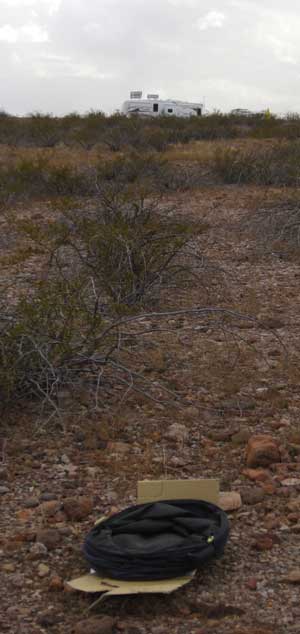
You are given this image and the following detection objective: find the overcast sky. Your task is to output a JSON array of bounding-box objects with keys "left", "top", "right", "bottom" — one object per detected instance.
[{"left": 0, "top": 0, "right": 299, "bottom": 115}]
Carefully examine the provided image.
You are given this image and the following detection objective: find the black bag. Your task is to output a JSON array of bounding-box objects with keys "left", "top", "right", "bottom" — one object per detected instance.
[{"left": 83, "top": 499, "right": 229, "bottom": 581}]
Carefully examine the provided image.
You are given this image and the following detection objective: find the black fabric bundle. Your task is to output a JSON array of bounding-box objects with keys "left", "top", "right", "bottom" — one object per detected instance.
[{"left": 83, "top": 499, "right": 229, "bottom": 581}]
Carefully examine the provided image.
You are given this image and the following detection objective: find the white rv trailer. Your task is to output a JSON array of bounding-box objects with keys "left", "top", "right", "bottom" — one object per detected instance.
[{"left": 122, "top": 92, "right": 203, "bottom": 118}]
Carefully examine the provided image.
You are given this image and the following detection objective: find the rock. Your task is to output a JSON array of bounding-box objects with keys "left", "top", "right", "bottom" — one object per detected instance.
[
  {"left": 49, "top": 575, "right": 64, "bottom": 591},
  {"left": 39, "top": 500, "right": 61, "bottom": 517},
  {"left": 0, "top": 467, "right": 8, "bottom": 480},
  {"left": 246, "top": 577, "right": 258, "bottom": 591},
  {"left": 246, "top": 435, "right": 281, "bottom": 468},
  {"left": 252, "top": 536, "right": 274, "bottom": 551},
  {"left": 208, "top": 429, "right": 234, "bottom": 442},
  {"left": 165, "top": 423, "right": 188, "bottom": 443},
  {"left": 219, "top": 491, "right": 242, "bottom": 511},
  {"left": 16, "top": 509, "right": 34, "bottom": 523},
  {"left": 281, "top": 478, "right": 300, "bottom": 487},
  {"left": 63, "top": 496, "right": 93, "bottom": 521},
  {"left": 291, "top": 523, "right": 300, "bottom": 534},
  {"left": 73, "top": 617, "right": 115, "bottom": 634},
  {"left": 37, "top": 612, "right": 60, "bottom": 627},
  {"left": 283, "top": 570, "right": 300, "bottom": 584},
  {"left": 2, "top": 563, "right": 16, "bottom": 572},
  {"left": 260, "top": 317, "right": 285, "bottom": 329},
  {"left": 231, "top": 429, "right": 251, "bottom": 446},
  {"left": 169, "top": 456, "right": 186, "bottom": 467},
  {"left": 36, "top": 529, "right": 60, "bottom": 551},
  {"left": 13, "top": 529, "right": 36, "bottom": 543},
  {"left": 240, "top": 486, "right": 265, "bottom": 505},
  {"left": 219, "top": 398, "right": 256, "bottom": 412},
  {"left": 29, "top": 542, "right": 48, "bottom": 559},
  {"left": 185, "top": 406, "right": 199, "bottom": 419},
  {"left": 96, "top": 422, "right": 110, "bottom": 442},
  {"left": 10, "top": 574, "right": 24, "bottom": 588},
  {"left": 242, "top": 468, "right": 271, "bottom": 482},
  {"left": 40, "top": 492, "right": 57, "bottom": 502},
  {"left": 86, "top": 467, "right": 99, "bottom": 478},
  {"left": 24, "top": 497, "right": 39, "bottom": 509},
  {"left": 38, "top": 563, "right": 50, "bottom": 578},
  {"left": 260, "top": 482, "right": 277, "bottom": 495},
  {"left": 107, "top": 441, "right": 130, "bottom": 454},
  {"left": 61, "top": 454, "right": 70, "bottom": 464},
  {"left": 287, "top": 498, "right": 300, "bottom": 512},
  {"left": 0, "top": 486, "right": 9, "bottom": 495}
]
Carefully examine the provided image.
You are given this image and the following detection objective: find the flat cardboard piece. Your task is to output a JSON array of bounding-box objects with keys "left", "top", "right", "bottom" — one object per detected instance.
[
  {"left": 68, "top": 478, "right": 219, "bottom": 597},
  {"left": 68, "top": 571, "right": 195, "bottom": 596},
  {"left": 137, "top": 478, "right": 219, "bottom": 505}
]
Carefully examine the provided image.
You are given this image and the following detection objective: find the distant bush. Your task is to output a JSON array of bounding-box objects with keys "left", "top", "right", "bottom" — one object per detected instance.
[
  {"left": 0, "top": 157, "right": 95, "bottom": 200},
  {"left": 0, "top": 110, "right": 300, "bottom": 149},
  {"left": 213, "top": 142, "right": 300, "bottom": 186}
]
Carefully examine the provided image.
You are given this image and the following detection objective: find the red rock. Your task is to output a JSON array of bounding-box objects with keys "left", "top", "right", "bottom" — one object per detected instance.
[
  {"left": 252, "top": 534, "right": 279, "bottom": 551},
  {"left": 260, "top": 483, "right": 277, "bottom": 495},
  {"left": 16, "top": 509, "right": 33, "bottom": 523},
  {"left": 287, "top": 497, "right": 300, "bottom": 512},
  {"left": 39, "top": 500, "right": 61, "bottom": 517},
  {"left": 63, "top": 496, "right": 93, "bottom": 521},
  {"left": 36, "top": 529, "right": 61, "bottom": 550},
  {"left": 246, "top": 435, "right": 281, "bottom": 468},
  {"left": 242, "top": 468, "right": 271, "bottom": 482},
  {"left": 49, "top": 575, "right": 64, "bottom": 591},
  {"left": 253, "top": 536, "right": 274, "bottom": 551},
  {"left": 246, "top": 577, "right": 258, "bottom": 591},
  {"left": 14, "top": 530, "right": 36, "bottom": 543},
  {"left": 73, "top": 617, "right": 115, "bottom": 634},
  {"left": 264, "top": 515, "right": 281, "bottom": 530}
]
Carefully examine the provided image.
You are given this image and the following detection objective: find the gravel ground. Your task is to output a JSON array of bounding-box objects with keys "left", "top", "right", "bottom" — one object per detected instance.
[{"left": 1, "top": 184, "right": 300, "bottom": 634}]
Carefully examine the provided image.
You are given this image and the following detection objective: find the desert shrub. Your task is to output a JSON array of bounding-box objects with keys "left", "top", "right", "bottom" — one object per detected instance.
[
  {"left": 213, "top": 142, "right": 300, "bottom": 186},
  {"left": 0, "top": 183, "right": 215, "bottom": 413},
  {"left": 96, "top": 152, "right": 211, "bottom": 193},
  {"left": 20, "top": 185, "right": 207, "bottom": 312},
  {"left": 0, "top": 274, "right": 115, "bottom": 410},
  {"left": 96, "top": 152, "right": 169, "bottom": 190},
  {"left": 0, "top": 157, "right": 95, "bottom": 199},
  {"left": 244, "top": 196, "right": 300, "bottom": 254},
  {"left": 24, "top": 112, "right": 63, "bottom": 147},
  {"left": 71, "top": 110, "right": 107, "bottom": 149}
]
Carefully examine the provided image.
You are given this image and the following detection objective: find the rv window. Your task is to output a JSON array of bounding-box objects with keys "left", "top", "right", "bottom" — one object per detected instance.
[
  {"left": 168, "top": 108, "right": 173, "bottom": 113},
  {"left": 153, "top": 103, "right": 159, "bottom": 112},
  {"left": 196, "top": 108, "right": 202, "bottom": 116}
]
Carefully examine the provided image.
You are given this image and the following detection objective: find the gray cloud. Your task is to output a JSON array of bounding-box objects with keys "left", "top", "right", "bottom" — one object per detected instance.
[{"left": 0, "top": 0, "right": 299, "bottom": 114}]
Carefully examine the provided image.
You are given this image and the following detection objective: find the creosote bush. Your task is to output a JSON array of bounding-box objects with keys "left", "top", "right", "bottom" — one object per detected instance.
[
  {"left": 214, "top": 142, "right": 300, "bottom": 186},
  {"left": 19, "top": 185, "right": 208, "bottom": 311},
  {"left": 0, "top": 186, "right": 212, "bottom": 412}
]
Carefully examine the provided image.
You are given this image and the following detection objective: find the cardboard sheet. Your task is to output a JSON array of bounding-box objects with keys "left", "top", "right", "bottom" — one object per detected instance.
[
  {"left": 68, "top": 571, "right": 196, "bottom": 596},
  {"left": 137, "top": 478, "right": 219, "bottom": 505}
]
